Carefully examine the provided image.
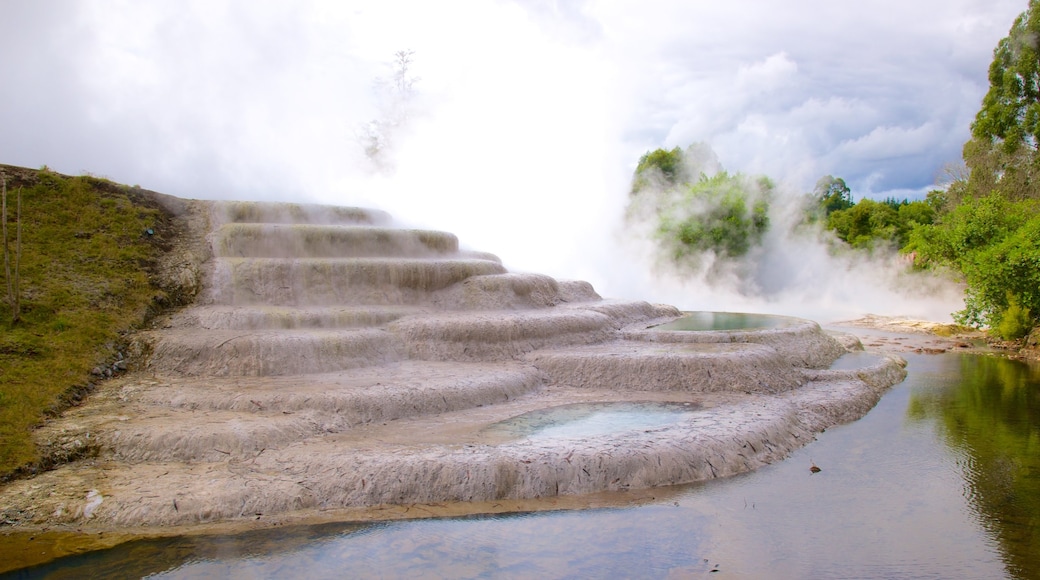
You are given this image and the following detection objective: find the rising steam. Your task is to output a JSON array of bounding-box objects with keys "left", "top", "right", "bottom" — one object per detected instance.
[{"left": 611, "top": 144, "right": 964, "bottom": 323}]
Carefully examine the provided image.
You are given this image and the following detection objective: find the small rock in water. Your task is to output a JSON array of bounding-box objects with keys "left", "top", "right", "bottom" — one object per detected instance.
[{"left": 810, "top": 462, "right": 821, "bottom": 474}]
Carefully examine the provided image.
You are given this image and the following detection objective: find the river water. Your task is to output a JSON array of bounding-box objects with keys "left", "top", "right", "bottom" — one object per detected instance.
[{"left": 7, "top": 351, "right": 1040, "bottom": 579}]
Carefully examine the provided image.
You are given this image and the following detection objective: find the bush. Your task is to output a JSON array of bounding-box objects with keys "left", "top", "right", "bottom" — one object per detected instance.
[
  {"left": 955, "top": 213, "right": 1040, "bottom": 330},
  {"left": 996, "top": 293, "right": 1033, "bottom": 340}
]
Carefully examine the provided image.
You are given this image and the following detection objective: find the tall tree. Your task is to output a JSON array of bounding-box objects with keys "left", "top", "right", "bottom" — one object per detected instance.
[{"left": 964, "top": 0, "right": 1040, "bottom": 201}]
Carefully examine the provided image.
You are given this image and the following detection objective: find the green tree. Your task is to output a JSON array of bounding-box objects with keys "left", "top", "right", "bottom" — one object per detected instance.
[
  {"left": 964, "top": 0, "right": 1040, "bottom": 202},
  {"left": 894, "top": 200, "right": 935, "bottom": 246},
  {"left": 907, "top": 193, "right": 1040, "bottom": 332},
  {"left": 812, "top": 175, "right": 853, "bottom": 217},
  {"left": 960, "top": 213, "right": 1040, "bottom": 332},
  {"left": 908, "top": 193, "right": 1035, "bottom": 267},
  {"left": 632, "top": 147, "right": 688, "bottom": 193},
  {"left": 656, "top": 172, "right": 772, "bottom": 260},
  {"left": 627, "top": 143, "right": 773, "bottom": 271},
  {"left": 826, "top": 198, "right": 900, "bottom": 250}
]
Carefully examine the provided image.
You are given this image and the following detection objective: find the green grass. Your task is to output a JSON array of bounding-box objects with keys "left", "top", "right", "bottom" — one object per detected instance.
[{"left": 0, "top": 165, "right": 173, "bottom": 478}]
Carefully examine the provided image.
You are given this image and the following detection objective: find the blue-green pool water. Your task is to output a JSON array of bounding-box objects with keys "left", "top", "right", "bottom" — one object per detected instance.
[
  {"left": 652, "top": 311, "right": 797, "bottom": 332},
  {"left": 480, "top": 402, "right": 699, "bottom": 441}
]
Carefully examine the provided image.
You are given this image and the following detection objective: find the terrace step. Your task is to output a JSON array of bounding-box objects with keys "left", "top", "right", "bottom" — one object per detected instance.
[
  {"left": 525, "top": 340, "right": 804, "bottom": 393},
  {"left": 212, "top": 223, "right": 462, "bottom": 258},
  {"left": 206, "top": 257, "right": 508, "bottom": 306},
  {"left": 103, "top": 361, "right": 545, "bottom": 462},
  {"left": 213, "top": 201, "right": 391, "bottom": 225},
  {"left": 140, "top": 328, "right": 406, "bottom": 377},
  {"left": 169, "top": 304, "right": 427, "bottom": 330}
]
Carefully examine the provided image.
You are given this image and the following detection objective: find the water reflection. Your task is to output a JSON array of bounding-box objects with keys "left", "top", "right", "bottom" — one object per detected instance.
[
  {"left": 12, "top": 510, "right": 718, "bottom": 579},
  {"left": 908, "top": 354, "right": 1040, "bottom": 580}
]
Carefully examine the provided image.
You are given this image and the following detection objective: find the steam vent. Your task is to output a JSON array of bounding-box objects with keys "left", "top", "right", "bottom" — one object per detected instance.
[{"left": 4, "top": 200, "right": 906, "bottom": 528}]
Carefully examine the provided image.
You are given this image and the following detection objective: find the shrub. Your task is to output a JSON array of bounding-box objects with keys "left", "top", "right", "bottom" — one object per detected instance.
[{"left": 996, "top": 293, "right": 1033, "bottom": 340}]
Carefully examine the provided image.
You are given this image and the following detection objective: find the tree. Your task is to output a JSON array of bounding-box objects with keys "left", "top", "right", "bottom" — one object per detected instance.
[
  {"left": 826, "top": 198, "right": 899, "bottom": 250},
  {"left": 894, "top": 3, "right": 1040, "bottom": 336},
  {"left": 964, "top": 0, "right": 1040, "bottom": 202},
  {"left": 626, "top": 143, "right": 773, "bottom": 269},
  {"left": 960, "top": 214, "right": 1040, "bottom": 334},
  {"left": 656, "top": 172, "right": 772, "bottom": 261},
  {"left": 632, "top": 147, "right": 687, "bottom": 193},
  {"left": 812, "top": 175, "right": 853, "bottom": 216},
  {"left": 907, "top": 193, "right": 1040, "bottom": 332}
]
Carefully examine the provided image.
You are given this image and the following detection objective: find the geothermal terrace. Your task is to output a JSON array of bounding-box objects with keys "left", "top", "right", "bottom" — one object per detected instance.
[{"left": 0, "top": 200, "right": 905, "bottom": 528}]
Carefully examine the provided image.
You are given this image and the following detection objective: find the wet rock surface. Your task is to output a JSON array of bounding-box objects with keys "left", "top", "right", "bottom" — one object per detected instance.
[{"left": 0, "top": 199, "right": 907, "bottom": 531}]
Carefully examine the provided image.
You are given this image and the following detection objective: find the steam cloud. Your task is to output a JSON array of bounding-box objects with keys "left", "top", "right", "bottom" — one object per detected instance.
[
  {"left": 614, "top": 149, "right": 964, "bottom": 323},
  {"left": 0, "top": 0, "right": 1015, "bottom": 323}
]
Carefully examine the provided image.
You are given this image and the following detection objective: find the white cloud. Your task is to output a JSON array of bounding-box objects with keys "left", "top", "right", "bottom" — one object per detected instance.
[
  {"left": 831, "top": 123, "right": 940, "bottom": 163},
  {"left": 736, "top": 52, "right": 799, "bottom": 91}
]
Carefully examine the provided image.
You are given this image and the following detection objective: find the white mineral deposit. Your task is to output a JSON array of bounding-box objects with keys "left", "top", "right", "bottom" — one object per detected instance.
[{"left": 0, "top": 198, "right": 905, "bottom": 528}]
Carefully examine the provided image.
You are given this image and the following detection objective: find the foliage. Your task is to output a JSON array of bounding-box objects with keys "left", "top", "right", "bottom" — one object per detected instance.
[
  {"left": 962, "top": 0, "right": 1040, "bottom": 202},
  {"left": 632, "top": 147, "right": 688, "bottom": 193},
  {"left": 0, "top": 166, "right": 167, "bottom": 476},
  {"left": 895, "top": 200, "right": 936, "bottom": 238},
  {"left": 811, "top": 175, "right": 853, "bottom": 218},
  {"left": 908, "top": 192, "right": 1040, "bottom": 330},
  {"left": 656, "top": 172, "right": 772, "bottom": 260},
  {"left": 908, "top": 193, "right": 1033, "bottom": 266},
  {"left": 808, "top": 176, "right": 935, "bottom": 251},
  {"left": 627, "top": 144, "right": 773, "bottom": 269},
  {"left": 959, "top": 213, "right": 1040, "bottom": 330},
  {"left": 826, "top": 198, "right": 899, "bottom": 250},
  {"left": 997, "top": 292, "right": 1033, "bottom": 340},
  {"left": 911, "top": 1, "right": 1040, "bottom": 335}
]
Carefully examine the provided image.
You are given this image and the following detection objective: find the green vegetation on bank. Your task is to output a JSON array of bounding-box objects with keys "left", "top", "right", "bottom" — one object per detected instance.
[{"left": 0, "top": 165, "right": 172, "bottom": 477}]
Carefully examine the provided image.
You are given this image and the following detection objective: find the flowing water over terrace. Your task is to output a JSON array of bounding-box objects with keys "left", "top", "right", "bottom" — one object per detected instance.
[{"left": 11, "top": 352, "right": 1039, "bottom": 579}]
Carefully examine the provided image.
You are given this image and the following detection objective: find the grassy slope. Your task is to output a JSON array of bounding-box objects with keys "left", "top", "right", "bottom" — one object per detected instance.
[{"left": 0, "top": 165, "right": 176, "bottom": 478}]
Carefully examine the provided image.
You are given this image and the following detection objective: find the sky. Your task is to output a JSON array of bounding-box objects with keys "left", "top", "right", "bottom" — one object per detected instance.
[{"left": 0, "top": 0, "right": 1029, "bottom": 321}]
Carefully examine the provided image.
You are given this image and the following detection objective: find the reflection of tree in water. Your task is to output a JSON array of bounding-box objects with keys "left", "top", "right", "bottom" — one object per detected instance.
[{"left": 907, "top": 354, "right": 1040, "bottom": 579}]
